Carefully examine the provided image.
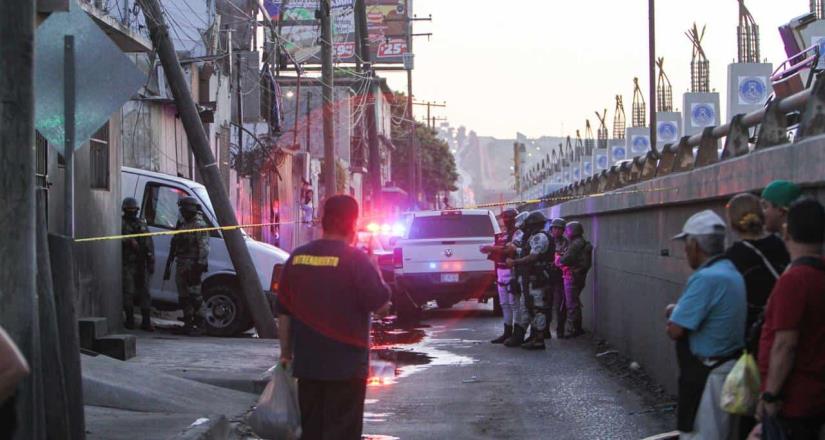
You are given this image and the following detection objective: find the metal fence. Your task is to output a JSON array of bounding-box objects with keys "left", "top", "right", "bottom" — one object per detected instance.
[{"left": 523, "top": 74, "right": 825, "bottom": 207}]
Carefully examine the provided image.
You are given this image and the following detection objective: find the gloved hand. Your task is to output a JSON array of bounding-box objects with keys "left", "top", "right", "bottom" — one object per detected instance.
[{"left": 146, "top": 257, "right": 155, "bottom": 275}]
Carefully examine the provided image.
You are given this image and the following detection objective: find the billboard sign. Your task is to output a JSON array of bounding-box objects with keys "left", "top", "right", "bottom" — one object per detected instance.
[{"left": 277, "top": 0, "right": 410, "bottom": 65}]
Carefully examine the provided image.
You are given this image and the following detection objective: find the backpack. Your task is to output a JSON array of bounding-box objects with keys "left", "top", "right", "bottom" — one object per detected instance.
[{"left": 581, "top": 240, "right": 594, "bottom": 273}]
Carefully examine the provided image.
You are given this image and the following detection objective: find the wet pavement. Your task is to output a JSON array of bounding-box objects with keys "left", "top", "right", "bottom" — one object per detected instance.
[{"left": 363, "top": 301, "right": 674, "bottom": 440}]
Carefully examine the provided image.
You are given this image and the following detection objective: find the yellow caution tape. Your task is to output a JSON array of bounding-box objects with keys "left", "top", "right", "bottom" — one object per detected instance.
[{"left": 74, "top": 186, "right": 677, "bottom": 244}]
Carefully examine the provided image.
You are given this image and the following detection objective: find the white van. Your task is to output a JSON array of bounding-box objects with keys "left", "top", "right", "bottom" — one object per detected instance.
[{"left": 121, "top": 167, "right": 289, "bottom": 336}]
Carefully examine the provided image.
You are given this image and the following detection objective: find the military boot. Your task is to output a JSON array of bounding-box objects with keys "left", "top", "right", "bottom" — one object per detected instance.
[
  {"left": 124, "top": 307, "right": 135, "bottom": 330},
  {"left": 504, "top": 325, "right": 527, "bottom": 347},
  {"left": 522, "top": 332, "right": 546, "bottom": 350},
  {"left": 491, "top": 324, "right": 513, "bottom": 344},
  {"left": 140, "top": 309, "right": 154, "bottom": 332}
]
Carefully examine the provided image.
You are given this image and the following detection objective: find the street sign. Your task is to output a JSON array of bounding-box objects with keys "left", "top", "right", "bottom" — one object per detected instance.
[{"left": 34, "top": 0, "right": 146, "bottom": 154}]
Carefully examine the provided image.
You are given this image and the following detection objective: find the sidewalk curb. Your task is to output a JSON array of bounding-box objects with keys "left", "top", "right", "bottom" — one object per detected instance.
[{"left": 170, "top": 415, "right": 230, "bottom": 440}]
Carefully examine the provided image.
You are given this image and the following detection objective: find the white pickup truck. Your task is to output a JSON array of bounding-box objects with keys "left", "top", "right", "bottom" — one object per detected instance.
[
  {"left": 392, "top": 210, "right": 499, "bottom": 319},
  {"left": 122, "top": 167, "right": 290, "bottom": 336}
]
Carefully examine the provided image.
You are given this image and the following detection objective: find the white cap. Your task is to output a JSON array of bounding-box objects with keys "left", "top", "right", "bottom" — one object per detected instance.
[{"left": 672, "top": 210, "right": 726, "bottom": 240}]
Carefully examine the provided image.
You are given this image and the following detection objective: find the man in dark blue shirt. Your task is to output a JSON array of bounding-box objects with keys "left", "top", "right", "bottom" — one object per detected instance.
[{"left": 277, "top": 195, "right": 391, "bottom": 440}]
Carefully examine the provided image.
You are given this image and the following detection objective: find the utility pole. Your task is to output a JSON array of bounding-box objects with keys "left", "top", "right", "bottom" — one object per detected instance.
[
  {"left": 320, "top": 0, "right": 336, "bottom": 197},
  {"left": 407, "top": 70, "right": 416, "bottom": 206},
  {"left": 355, "top": 0, "right": 382, "bottom": 211},
  {"left": 0, "top": 1, "right": 41, "bottom": 439},
  {"left": 137, "top": 0, "right": 277, "bottom": 339},
  {"left": 648, "top": 0, "right": 657, "bottom": 149}
]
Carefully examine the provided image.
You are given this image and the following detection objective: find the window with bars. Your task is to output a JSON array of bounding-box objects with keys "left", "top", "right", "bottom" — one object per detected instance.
[{"left": 90, "top": 123, "right": 110, "bottom": 190}]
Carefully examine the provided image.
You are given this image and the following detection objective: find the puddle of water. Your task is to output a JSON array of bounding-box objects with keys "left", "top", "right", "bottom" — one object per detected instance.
[{"left": 367, "top": 319, "right": 475, "bottom": 388}]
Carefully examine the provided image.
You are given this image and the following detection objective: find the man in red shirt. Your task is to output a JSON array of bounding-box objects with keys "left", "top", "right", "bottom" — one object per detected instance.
[{"left": 758, "top": 198, "right": 825, "bottom": 439}]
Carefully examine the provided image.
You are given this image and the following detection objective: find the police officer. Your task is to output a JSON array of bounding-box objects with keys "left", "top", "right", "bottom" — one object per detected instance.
[
  {"left": 164, "top": 197, "right": 210, "bottom": 336},
  {"left": 481, "top": 209, "right": 519, "bottom": 343},
  {"left": 558, "top": 221, "right": 591, "bottom": 338},
  {"left": 549, "top": 218, "right": 569, "bottom": 337},
  {"left": 507, "top": 211, "right": 555, "bottom": 350},
  {"left": 121, "top": 197, "right": 155, "bottom": 331}
]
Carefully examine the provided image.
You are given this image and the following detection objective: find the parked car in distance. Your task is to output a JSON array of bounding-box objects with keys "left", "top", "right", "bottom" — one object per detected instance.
[
  {"left": 121, "top": 167, "right": 289, "bottom": 336},
  {"left": 393, "top": 210, "right": 499, "bottom": 320}
]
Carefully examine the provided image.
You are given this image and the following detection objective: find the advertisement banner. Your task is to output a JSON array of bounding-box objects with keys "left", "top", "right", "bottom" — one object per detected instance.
[{"left": 277, "top": 0, "right": 410, "bottom": 65}]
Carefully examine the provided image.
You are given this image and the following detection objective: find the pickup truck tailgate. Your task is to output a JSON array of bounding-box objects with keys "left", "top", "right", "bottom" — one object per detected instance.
[{"left": 400, "top": 237, "right": 494, "bottom": 273}]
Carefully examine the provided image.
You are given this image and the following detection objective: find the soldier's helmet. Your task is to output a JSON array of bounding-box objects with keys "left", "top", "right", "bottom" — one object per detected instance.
[
  {"left": 500, "top": 208, "right": 518, "bottom": 220},
  {"left": 550, "top": 218, "right": 567, "bottom": 229},
  {"left": 566, "top": 221, "right": 584, "bottom": 237},
  {"left": 122, "top": 197, "right": 139, "bottom": 212},
  {"left": 514, "top": 211, "right": 530, "bottom": 229},
  {"left": 178, "top": 196, "right": 201, "bottom": 213},
  {"left": 523, "top": 211, "right": 548, "bottom": 229}
]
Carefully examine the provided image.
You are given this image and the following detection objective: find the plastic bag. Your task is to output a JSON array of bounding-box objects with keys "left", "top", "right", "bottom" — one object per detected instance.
[
  {"left": 720, "top": 351, "right": 761, "bottom": 415},
  {"left": 248, "top": 364, "right": 302, "bottom": 440}
]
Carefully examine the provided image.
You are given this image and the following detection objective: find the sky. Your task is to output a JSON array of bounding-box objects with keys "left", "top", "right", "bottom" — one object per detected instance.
[{"left": 384, "top": 0, "right": 811, "bottom": 139}]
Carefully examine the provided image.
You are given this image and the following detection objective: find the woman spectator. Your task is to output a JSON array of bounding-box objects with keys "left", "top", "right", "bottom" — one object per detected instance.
[{"left": 725, "top": 193, "right": 791, "bottom": 354}]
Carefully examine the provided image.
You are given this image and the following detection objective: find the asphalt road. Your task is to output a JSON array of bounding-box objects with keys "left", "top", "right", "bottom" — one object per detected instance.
[{"left": 363, "top": 301, "right": 674, "bottom": 440}]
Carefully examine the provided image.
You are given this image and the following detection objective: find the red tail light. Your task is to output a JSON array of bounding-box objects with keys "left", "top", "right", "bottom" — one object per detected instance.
[
  {"left": 270, "top": 264, "right": 284, "bottom": 292},
  {"left": 377, "top": 253, "right": 394, "bottom": 267},
  {"left": 393, "top": 247, "right": 403, "bottom": 269}
]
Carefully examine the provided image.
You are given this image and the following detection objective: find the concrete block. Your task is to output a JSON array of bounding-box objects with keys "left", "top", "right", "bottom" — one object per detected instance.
[
  {"left": 626, "top": 127, "right": 652, "bottom": 159},
  {"left": 656, "top": 112, "right": 682, "bottom": 149},
  {"left": 683, "top": 92, "right": 721, "bottom": 136},
  {"left": 79, "top": 317, "right": 108, "bottom": 350},
  {"left": 727, "top": 63, "right": 772, "bottom": 122},
  {"left": 93, "top": 334, "right": 136, "bottom": 361}
]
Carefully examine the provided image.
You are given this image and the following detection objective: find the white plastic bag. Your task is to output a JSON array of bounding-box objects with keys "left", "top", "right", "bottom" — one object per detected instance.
[{"left": 248, "top": 364, "right": 302, "bottom": 440}]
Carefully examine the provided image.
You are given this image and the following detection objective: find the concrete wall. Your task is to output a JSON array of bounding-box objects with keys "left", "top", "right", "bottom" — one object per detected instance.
[
  {"left": 541, "top": 136, "right": 825, "bottom": 394},
  {"left": 48, "top": 112, "right": 123, "bottom": 328}
]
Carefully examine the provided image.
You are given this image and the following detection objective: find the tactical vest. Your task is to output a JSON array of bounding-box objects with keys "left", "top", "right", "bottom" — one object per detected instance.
[
  {"left": 493, "top": 229, "right": 516, "bottom": 269},
  {"left": 523, "top": 230, "right": 554, "bottom": 277}
]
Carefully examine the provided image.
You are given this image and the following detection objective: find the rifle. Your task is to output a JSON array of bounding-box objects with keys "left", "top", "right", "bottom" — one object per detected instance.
[{"left": 163, "top": 234, "right": 177, "bottom": 281}]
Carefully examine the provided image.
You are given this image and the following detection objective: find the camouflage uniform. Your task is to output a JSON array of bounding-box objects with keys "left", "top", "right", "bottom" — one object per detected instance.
[
  {"left": 515, "top": 230, "right": 554, "bottom": 341},
  {"left": 171, "top": 213, "right": 210, "bottom": 328},
  {"left": 559, "top": 231, "right": 590, "bottom": 336},
  {"left": 550, "top": 234, "right": 569, "bottom": 336},
  {"left": 122, "top": 215, "right": 154, "bottom": 326}
]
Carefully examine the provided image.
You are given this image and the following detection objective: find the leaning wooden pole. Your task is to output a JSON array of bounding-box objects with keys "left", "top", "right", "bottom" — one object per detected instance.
[{"left": 137, "top": 0, "right": 277, "bottom": 338}]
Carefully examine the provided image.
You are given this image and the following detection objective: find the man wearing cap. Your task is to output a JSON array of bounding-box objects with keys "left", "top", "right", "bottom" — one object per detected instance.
[
  {"left": 665, "top": 210, "right": 747, "bottom": 440},
  {"left": 762, "top": 180, "right": 802, "bottom": 234}
]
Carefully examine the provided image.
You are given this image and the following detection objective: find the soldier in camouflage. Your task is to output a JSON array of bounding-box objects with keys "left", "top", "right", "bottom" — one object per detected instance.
[
  {"left": 507, "top": 211, "right": 555, "bottom": 350},
  {"left": 122, "top": 197, "right": 155, "bottom": 331},
  {"left": 164, "top": 196, "right": 210, "bottom": 336},
  {"left": 558, "top": 221, "right": 593, "bottom": 338},
  {"left": 549, "top": 218, "right": 569, "bottom": 338}
]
